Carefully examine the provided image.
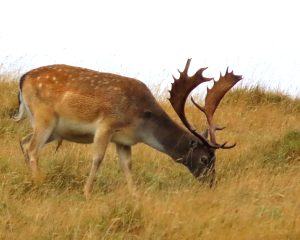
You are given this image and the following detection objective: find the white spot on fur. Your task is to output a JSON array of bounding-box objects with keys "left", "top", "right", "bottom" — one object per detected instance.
[
  {"left": 38, "top": 83, "right": 43, "bottom": 88},
  {"left": 53, "top": 76, "right": 56, "bottom": 80}
]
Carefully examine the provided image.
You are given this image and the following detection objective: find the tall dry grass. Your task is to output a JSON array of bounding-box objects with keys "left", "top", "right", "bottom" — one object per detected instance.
[{"left": 0, "top": 76, "right": 299, "bottom": 239}]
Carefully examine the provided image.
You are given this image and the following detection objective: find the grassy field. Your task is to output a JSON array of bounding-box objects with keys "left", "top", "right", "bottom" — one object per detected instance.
[{"left": 0, "top": 76, "right": 299, "bottom": 239}]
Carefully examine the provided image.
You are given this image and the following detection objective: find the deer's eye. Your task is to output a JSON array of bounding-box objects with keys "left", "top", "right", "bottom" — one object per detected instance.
[{"left": 200, "top": 156, "right": 209, "bottom": 165}]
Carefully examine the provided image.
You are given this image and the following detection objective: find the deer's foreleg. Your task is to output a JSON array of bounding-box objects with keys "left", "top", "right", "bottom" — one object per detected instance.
[{"left": 84, "top": 125, "right": 111, "bottom": 199}]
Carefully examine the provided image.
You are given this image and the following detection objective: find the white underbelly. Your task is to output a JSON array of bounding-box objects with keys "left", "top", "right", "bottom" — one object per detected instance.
[
  {"left": 53, "top": 118, "right": 140, "bottom": 146},
  {"left": 53, "top": 118, "right": 97, "bottom": 143}
]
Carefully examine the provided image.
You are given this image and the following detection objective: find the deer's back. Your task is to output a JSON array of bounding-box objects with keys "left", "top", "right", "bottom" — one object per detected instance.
[{"left": 21, "top": 64, "right": 162, "bottom": 125}]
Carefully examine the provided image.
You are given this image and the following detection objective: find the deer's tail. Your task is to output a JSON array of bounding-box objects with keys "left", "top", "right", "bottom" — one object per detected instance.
[{"left": 12, "top": 74, "right": 27, "bottom": 122}]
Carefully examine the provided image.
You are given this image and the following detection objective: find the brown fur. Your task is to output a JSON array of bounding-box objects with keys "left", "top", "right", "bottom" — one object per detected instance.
[
  {"left": 22, "top": 64, "right": 161, "bottom": 124},
  {"left": 18, "top": 64, "right": 215, "bottom": 198}
]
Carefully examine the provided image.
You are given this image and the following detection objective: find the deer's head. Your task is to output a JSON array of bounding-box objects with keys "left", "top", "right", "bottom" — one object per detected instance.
[{"left": 169, "top": 59, "right": 242, "bottom": 185}]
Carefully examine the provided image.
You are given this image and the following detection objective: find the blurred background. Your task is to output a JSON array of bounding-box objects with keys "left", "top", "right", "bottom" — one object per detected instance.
[{"left": 0, "top": 0, "right": 299, "bottom": 97}]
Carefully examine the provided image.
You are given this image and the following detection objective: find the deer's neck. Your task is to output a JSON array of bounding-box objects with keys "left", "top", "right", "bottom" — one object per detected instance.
[{"left": 140, "top": 112, "right": 197, "bottom": 160}]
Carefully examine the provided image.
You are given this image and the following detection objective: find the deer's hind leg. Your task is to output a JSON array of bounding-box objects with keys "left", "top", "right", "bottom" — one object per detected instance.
[
  {"left": 20, "top": 133, "right": 33, "bottom": 166},
  {"left": 20, "top": 133, "right": 61, "bottom": 167},
  {"left": 24, "top": 111, "right": 57, "bottom": 179}
]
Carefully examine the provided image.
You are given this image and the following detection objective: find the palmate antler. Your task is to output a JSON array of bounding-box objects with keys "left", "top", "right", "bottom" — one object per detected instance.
[
  {"left": 169, "top": 59, "right": 242, "bottom": 149},
  {"left": 169, "top": 59, "right": 213, "bottom": 146}
]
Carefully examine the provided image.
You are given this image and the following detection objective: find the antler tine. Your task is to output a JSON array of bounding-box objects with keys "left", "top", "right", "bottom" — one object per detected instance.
[
  {"left": 215, "top": 126, "right": 226, "bottom": 131},
  {"left": 190, "top": 99, "right": 236, "bottom": 149},
  {"left": 221, "top": 142, "right": 236, "bottom": 149},
  {"left": 191, "top": 96, "right": 205, "bottom": 113},
  {"left": 169, "top": 59, "right": 215, "bottom": 147},
  {"left": 191, "top": 69, "right": 242, "bottom": 148},
  {"left": 182, "top": 58, "right": 191, "bottom": 75}
]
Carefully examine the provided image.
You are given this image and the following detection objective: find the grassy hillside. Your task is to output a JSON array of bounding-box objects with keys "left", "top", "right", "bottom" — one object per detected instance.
[{"left": 0, "top": 78, "right": 299, "bottom": 240}]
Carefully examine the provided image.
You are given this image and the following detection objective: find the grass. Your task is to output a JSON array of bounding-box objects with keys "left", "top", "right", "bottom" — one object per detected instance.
[{"left": 0, "top": 77, "right": 299, "bottom": 239}]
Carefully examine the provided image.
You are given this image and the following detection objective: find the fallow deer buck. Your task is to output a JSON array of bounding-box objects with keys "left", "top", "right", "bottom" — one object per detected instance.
[{"left": 14, "top": 59, "right": 242, "bottom": 198}]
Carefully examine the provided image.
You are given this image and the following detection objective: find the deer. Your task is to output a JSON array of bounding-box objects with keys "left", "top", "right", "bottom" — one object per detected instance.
[{"left": 14, "top": 59, "right": 242, "bottom": 198}]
